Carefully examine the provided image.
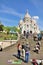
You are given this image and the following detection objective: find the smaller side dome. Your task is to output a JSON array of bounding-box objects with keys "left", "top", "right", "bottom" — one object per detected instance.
[
  {"left": 19, "top": 19, "right": 23, "bottom": 24},
  {"left": 32, "top": 19, "right": 36, "bottom": 24}
]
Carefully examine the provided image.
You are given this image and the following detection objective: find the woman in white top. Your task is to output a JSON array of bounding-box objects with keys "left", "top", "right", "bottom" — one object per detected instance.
[{"left": 22, "top": 44, "right": 25, "bottom": 60}]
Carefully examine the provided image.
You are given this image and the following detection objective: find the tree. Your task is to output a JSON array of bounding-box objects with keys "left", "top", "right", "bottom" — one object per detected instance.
[
  {"left": 6, "top": 27, "right": 11, "bottom": 34},
  {"left": 0, "top": 22, "right": 4, "bottom": 31},
  {"left": 3, "top": 26, "right": 11, "bottom": 34}
]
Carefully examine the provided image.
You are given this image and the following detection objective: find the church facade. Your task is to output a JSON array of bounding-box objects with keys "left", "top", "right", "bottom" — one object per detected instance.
[{"left": 19, "top": 10, "right": 40, "bottom": 34}]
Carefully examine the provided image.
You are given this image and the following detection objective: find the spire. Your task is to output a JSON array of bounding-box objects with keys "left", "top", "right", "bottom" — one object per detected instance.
[
  {"left": 26, "top": 9, "right": 28, "bottom": 13},
  {"left": 24, "top": 9, "right": 31, "bottom": 18},
  {"left": 20, "top": 17, "right": 22, "bottom": 20}
]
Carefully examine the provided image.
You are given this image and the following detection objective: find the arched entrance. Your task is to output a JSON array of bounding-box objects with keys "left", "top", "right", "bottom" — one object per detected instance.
[
  {"left": 26, "top": 31, "right": 29, "bottom": 38},
  {"left": 23, "top": 30, "right": 26, "bottom": 36},
  {"left": 30, "top": 31, "right": 32, "bottom": 34}
]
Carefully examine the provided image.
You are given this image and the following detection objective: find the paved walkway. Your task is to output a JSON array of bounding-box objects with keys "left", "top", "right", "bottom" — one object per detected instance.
[{"left": 0, "top": 38, "right": 43, "bottom": 65}]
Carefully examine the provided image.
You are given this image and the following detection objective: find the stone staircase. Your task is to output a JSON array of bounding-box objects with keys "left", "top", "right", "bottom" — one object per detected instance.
[{"left": 18, "top": 34, "right": 43, "bottom": 60}]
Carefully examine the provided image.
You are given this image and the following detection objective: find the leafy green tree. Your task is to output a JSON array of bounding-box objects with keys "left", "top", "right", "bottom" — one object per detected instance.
[
  {"left": 0, "top": 22, "right": 4, "bottom": 31},
  {"left": 6, "top": 27, "right": 11, "bottom": 34},
  {"left": 3, "top": 26, "right": 11, "bottom": 34}
]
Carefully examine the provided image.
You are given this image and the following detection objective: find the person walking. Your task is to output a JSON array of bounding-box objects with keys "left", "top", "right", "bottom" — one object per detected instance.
[
  {"left": 17, "top": 43, "right": 21, "bottom": 59},
  {"left": 25, "top": 48, "right": 30, "bottom": 63}
]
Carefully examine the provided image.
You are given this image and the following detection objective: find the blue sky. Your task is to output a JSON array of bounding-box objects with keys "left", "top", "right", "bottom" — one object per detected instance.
[{"left": 0, "top": 0, "right": 43, "bottom": 30}]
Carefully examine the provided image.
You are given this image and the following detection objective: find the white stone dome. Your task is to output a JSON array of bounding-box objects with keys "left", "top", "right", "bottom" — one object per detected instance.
[
  {"left": 32, "top": 19, "right": 36, "bottom": 24},
  {"left": 19, "top": 19, "right": 23, "bottom": 24}
]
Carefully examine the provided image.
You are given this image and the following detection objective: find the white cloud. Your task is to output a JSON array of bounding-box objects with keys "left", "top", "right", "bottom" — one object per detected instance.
[
  {"left": 32, "top": 16, "right": 39, "bottom": 19},
  {"left": 0, "top": 5, "right": 24, "bottom": 17}
]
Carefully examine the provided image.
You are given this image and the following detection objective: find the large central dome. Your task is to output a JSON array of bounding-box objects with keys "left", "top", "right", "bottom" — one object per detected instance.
[{"left": 24, "top": 10, "right": 31, "bottom": 18}]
